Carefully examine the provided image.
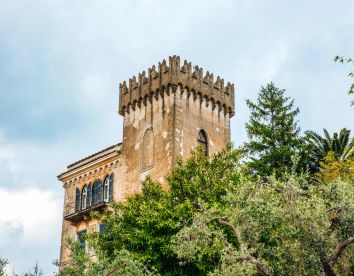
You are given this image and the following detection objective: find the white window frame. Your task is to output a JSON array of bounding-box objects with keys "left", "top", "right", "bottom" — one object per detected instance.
[
  {"left": 82, "top": 186, "right": 87, "bottom": 210},
  {"left": 103, "top": 177, "right": 110, "bottom": 202}
]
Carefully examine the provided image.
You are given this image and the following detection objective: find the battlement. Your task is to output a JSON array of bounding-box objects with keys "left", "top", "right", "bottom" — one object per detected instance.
[{"left": 118, "top": 55, "right": 235, "bottom": 117}]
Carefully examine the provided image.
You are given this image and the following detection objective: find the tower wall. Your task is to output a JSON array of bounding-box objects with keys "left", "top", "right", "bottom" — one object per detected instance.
[{"left": 119, "top": 56, "right": 235, "bottom": 193}]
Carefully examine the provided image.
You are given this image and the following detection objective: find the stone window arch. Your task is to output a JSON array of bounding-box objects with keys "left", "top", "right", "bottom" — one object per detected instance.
[
  {"left": 103, "top": 176, "right": 110, "bottom": 202},
  {"left": 103, "top": 174, "right": 113, "bottom": 202},
  {"left": 198, "top": 129, "right": 209, "bottom": 156},
  {"left": 81, "top": 185, "right": 87, "bottom": 210},
  {"left": 142, "top": 128, "right": 154, "bottom": 170}
]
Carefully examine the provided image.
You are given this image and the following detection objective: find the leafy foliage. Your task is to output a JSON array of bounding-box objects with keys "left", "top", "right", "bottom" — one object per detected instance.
[
  {"left": 61, "top": 147, "right": 244, "bottom": 275},
  {"left": 59, "top": 240, "right": 154, "bottom": 276},
  {"left": 61, "top": 146, "right": 353, "bottom": 276},
  {"left": 244, "top": 83, "right": 304, "bottom": 178},
  {"left": 173, "top": 172, "right": 354, "bottom": 275},
  {"left": 90, "top": 146, "right": 244, "bottom": 275},
  {"left": 23, "top": 262, "right": 43, "bottom": 276},
  {"left": 334, "top": 56, "right": 354, "bottom": 105},
  {"left": 305, "top": 128, "right": 354, "bottom": 172},
  {"left": 316, "top": 151, "right": 354, "bottom": 183},
  {"left": 0, "top": 259, "right": 44, "bottom": 276},
  {"left": 0, "top": 259, "right": 8, "bottom": 276}
]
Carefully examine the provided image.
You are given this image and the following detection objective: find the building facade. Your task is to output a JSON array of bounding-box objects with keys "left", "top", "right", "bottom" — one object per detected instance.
[{"left": 57, "top": 55, "right": 235, "bottom": 267}]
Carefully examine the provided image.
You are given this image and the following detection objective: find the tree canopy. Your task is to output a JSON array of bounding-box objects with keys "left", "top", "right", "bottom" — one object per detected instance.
[
  {"left": 244, "top": 82, "right": 304, "bottom": 178},
  {"left": 59, "top": 146, "right": 353, "bottom": 276}
]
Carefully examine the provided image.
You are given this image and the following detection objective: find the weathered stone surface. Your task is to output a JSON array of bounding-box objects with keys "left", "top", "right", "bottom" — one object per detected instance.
[{"left": 57, "top": 56, "right": 235, "bottom": 268}]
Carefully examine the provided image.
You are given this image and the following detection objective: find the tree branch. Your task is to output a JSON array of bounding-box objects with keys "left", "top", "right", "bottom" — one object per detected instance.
[
  {"left": 238, "top": 255, "right": 272, "bottom": 276},
  {"left": 320, "top": 260, "right": 336, "bottom": 276},
  {"left": 329, "top": 237, "right": 354, "bottom": 266},
  {"left": 208, "top": 217, "right": 243, "bottom": 249},
  {"left": 209, "top": 216, "right": 272, "bottom": 276}
]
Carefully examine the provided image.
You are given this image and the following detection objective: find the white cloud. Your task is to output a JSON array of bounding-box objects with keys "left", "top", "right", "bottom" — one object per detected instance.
[
  {"left": 0, "top": 187, "right": 62, "bottom": 274},
  {"left": 0, "top": 187, "right": 61, "bottom": 244}
]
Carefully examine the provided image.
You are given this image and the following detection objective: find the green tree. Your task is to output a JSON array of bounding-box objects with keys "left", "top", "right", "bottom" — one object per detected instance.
[
  {"left": 334, "top": 56, "right": 354, "bottom": 105},
  {"left": 24, "top": 262, "right": 43, "bottom": 276},
  {"left": 173, "top": 174, "right": 354, "bottom": 275},
  {"left": 316, "top": 151, "right": 354, "bottom": 183},
  {"left": 244, "top": 82, "right": 303, "bottom": 178},
  {"left": 93, "top": 146, "right": 243, "bottom": 275},
  {"left": 305, "top": 128, "right": 354, "bottom": 171},
  {"left": 61, "top": 146, "right": 353, "bottom": 275},
  {"left": 58, "top": 240, "right": 155, "bottom": 276},
  {"left": 0, "top": 258, "right": 8, "bottom": 276}
]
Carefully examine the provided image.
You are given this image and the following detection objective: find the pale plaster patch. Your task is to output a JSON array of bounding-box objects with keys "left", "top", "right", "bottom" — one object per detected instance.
[
  {"left": 135, "top": 143, "right": 140, "bottom": 150},
  {"left": 162, "top": 131, "right": 168, "bottom": 139},
  {"left": 139, "top": 170, "right": 150, "bottom": 181},
  {"left": 133, "top": 118, "right": 139, "bottom": 128}
]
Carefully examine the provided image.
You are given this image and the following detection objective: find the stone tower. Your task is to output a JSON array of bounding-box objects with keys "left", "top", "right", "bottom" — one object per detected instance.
[
  {"left": 57, "top": 56, "right": 235, "bottom": 268},
  {"left": 119, "top": 55, "right": 235, "bottom": 193}
]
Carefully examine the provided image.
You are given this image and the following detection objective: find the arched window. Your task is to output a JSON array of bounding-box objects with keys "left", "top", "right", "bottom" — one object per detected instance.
[
  {"left": 103, "top": 174, "right": 114, "bottom": 202},
  {"left": 142, "top": 128, "right": 154, "bottom": 169},
  {"left": 92, "top": 179, "right": 102, "bottom": 205},
  {"left": 198, "top": 129, "right": 208, "bottom": 156},
  {"left": 75, "top": 187, "right": 80, "bottom": 212},
  {"left": 103, "top": 176, "right": 109, "bottom": 202},
  {"left": 81, "top": 185, "right": 87, "bottom": 210},
  {"left": 86, "top": 183, "right": 92, "bottom": 208}
]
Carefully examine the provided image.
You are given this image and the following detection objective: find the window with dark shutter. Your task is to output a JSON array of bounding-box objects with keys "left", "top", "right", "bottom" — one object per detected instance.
[
  {"left": 75, "top": 187, "right": 80, "bottom": 212},
  {"left": 198, "top": 129, "right": 209, "bottom": 156},
  {"left": 92, "top": 179, "right": 102, "bottom": 205},
  {"left": 77, "top": 229, "right": 87, "bottom": 250},
  {"left": 109, "top": 173, "right": 113, "bottom": 202},
  {"left": 86, "top": 183, "right": 92, "bottom": 208},
  {"left": 99, "top": 223, "right": 106, "bottom": 234}
]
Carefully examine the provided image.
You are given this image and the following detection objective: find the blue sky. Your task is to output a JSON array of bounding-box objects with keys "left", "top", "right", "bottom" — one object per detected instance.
[{"left": 0, "top": 0, "right": 353, "bottom": 274}]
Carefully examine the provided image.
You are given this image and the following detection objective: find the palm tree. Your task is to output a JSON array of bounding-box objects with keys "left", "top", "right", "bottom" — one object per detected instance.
[{"left": 305, "top": 128, "right": 354, "bottom": 171}]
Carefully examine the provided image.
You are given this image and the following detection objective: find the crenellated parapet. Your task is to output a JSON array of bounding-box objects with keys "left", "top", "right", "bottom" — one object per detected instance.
[{"left": 118, "top": 55, "right": 235, "bottom": 117}]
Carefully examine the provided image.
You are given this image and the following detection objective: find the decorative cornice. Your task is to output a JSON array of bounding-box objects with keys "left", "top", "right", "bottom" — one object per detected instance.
[
  {"left": 119, "top": 55, "right": 235, "bottom": 117},
  {"left": 58, "top": 144, "right": 121, "bottom": 181},
  {"left": 62, "top": 159, "right": 120, "bottom": 189}
]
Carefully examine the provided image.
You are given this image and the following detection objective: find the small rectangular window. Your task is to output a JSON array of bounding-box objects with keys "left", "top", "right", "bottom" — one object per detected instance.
[
  {"left": 99, "top": 224, "right": 106, "bottom": 234},
  {"left": 77, "top": 229, "right": 87, "bottom": 250}
]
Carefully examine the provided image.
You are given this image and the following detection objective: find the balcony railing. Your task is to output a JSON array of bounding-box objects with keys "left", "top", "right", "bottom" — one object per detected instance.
[{"left": 63, "top": 201, "right": 108, "bottom": 222}]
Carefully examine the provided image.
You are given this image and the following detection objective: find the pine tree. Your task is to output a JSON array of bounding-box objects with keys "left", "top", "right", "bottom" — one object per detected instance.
[{"left": 245, "top": 82, "right": 302, "bottom": 178}]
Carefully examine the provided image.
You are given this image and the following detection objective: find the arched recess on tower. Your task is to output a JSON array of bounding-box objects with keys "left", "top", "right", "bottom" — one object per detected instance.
[{"left": 141, "top": 128, "right": 154, "bottom": 170}]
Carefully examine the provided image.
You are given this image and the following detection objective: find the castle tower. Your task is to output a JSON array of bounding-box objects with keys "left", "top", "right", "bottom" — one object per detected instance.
[
  {"left": 57, "top": 56, "right": 235, "bottom": 268},
  {"left": 118, "top": 55, "right": 235, "bottom": 194}
]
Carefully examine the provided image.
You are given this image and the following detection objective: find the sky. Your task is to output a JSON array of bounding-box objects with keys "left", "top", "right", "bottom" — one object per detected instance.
[{"left": 0, "top": 0, "right": 353, "bottom": 274}]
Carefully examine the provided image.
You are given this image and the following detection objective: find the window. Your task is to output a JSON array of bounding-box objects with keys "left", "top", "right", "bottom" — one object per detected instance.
[
  {"left": 103, "top": 176, "right": 109, "bottom": 202},
  {"left": 75, "top": 187, "right": 80, "bottom": 212},
  {"left": 81, "top": 185, "right": 87, "bottom": 210},
  {"left": 77, "top": 229, "right": 87, "bottom": 250},
  {"left": 198, "top": 129, "right": 208, "bottom": 156},
  {"left": 99, "top": 223, "right": 106, "bottom": 234},
  {"left": 92, "top": 179, "right": 102, "bottom": 205},
  {"left": 142, "top": 128, "right": 153, "bottom": 169},
  {"left": 103, "top": 174, "right": 114, "bottom": 202},
  {"left": 87, "top": 183, "right": 92, "bottom": 208}
]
